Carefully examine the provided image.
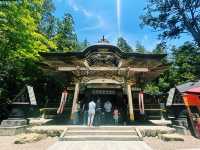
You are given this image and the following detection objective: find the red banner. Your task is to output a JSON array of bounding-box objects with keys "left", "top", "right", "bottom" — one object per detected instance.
[
  {"left": 139, "top": 91, "right": 145, "bottom": 114},
  {"left": 183, "top": 94, "right": 200, "bottom": 106},
  {"left": 57, "top": 91, "right": 68, "bottom": 114}
]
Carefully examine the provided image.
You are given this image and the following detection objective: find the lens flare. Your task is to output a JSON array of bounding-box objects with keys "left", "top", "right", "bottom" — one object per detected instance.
[{"left": 117, "top": 0, "right": 121, "bottom": 37}]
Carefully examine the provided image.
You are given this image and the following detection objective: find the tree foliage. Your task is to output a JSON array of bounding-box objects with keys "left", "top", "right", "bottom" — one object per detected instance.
[
  {"left": 0, "top": 0, "right": 56, "bottom": 59},
  {"left": 0, "top": 0, "right": 56, "bottom": 102},
  {"left": 141, "top": 0, "right": 200, "bottom": 46},
  {"left": 135, "top": 41, "right": 146, "bottom": 53},
  {"left": 76, "top": 38, "right": 90, "bottom": 51},
  {"left": 145, "top": 42, "right": 200, "bottom": 94},
  {"left": 169, "top": 42, "right": 200, "bottom": 84},
  {"left": 0, "top": 0, "right": 81, "bottom": 104},
  {"left": 152, "top": 42, "right": 167, "bottom": 54},
  {"left": 117, "top": 37, "right": 133, "bottom": 52},
  {"left": 39, "top": 0, "right": 58, "bottom": 38},
  {"left": 53, "top": 13, "right": 78, "bottom": 51}
]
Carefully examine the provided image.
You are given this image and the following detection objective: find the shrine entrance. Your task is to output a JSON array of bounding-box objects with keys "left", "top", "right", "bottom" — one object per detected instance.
[{"left": 79, "top": 82, "right": 128, "bottom": 125}]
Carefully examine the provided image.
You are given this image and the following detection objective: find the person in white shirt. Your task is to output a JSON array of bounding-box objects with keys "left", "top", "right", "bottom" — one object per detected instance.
[{"left": 88, "top": 100, "right": 96, "bottom": 126}]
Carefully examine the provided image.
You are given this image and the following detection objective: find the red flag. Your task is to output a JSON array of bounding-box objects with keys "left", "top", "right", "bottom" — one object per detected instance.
[
  {"left": 57, "top": 91, "right": 68, "bottom": 114},
  {"left": 139, "top": 91, "right": 145, "bottom": 114}
]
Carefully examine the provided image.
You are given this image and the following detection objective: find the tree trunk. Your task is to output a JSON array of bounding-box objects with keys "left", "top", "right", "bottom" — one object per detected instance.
[{"left": 174, "top": 0, "right": 200, "bottom": 47}]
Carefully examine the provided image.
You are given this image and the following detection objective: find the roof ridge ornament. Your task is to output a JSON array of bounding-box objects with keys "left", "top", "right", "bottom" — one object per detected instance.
[{"left": 98, "top": 36, "right": 109, "bottom": 43}]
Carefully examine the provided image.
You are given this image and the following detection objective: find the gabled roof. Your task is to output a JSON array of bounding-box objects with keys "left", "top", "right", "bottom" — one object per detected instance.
[
  {"left": 176, "top": 80, "right": 200, "bottom": 93},
  {"left": 186, "top": 87, "right": 200, "bottom": 94},
  {"left": 40, "top": 43, "right": 167, "bottom": 59},
  {"left": 39, "top": 43, "right": 169, "bottom": 82},
  {"left": 166, "top": 80, "right": 200, "bottom": 106}
]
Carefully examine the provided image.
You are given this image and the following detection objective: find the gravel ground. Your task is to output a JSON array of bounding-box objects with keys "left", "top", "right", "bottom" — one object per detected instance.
[
  {"left": 0, "top": 136, "right": 56, "bottom": 150},
  {"left": 144, "top": 135, "right": 200, "bottom": 150}
]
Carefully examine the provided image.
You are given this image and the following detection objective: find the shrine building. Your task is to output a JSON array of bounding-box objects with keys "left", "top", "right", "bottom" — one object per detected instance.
[{"left": 40, "top": 38, "right": 168, "bottom": 124}]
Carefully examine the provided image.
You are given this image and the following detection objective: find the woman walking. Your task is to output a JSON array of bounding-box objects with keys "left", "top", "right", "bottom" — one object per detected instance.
[{"left": 88, "top": 100, "right": 96, "bottom": 127}]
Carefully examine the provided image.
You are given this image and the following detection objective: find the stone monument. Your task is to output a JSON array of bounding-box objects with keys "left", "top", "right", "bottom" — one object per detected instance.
[{"left": 0, "top": 85, "right": 37, "bottom": 135}]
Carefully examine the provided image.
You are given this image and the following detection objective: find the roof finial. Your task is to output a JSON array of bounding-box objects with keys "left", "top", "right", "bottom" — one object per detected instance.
[
  {"left": 102, "top": 35, "right": 105, "bottom": 41},
  {"left": 98, "top": 36, "right": 109, "bottom": 43}
]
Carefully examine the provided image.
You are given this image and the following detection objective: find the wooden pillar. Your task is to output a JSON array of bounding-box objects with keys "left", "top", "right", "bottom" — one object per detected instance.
[
  {"left": 127, "top": 83, "right": 134, "bottom": 121},
  {"left": 71, "top": 82, "right": 80, "bottom": 119}
]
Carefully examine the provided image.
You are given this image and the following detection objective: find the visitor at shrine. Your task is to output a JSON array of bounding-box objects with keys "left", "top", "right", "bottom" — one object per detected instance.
[
  {"left": 195, "top": 117, "right": 200, "bottom": 137},
  {"left": 104, "top": 100, "right": 112, "bottom": 124},
  {"left": 81, "top": 102, "right": 88, "bottom": 125},
  {"left": 121, "top": 98, "right": 128, "bottom": 125},
  {"left": 76, "top": 101, "right": 81, "bottom": 124},
  {"left": 113, "top": 107, "right": 120, "bottom": 125},
  {"left": 88, "top": 100, "right": 96, "bottom": 127},
  {"left": 72, "top": 101, "right": 80, "bottom": 125},
  {"left": 95, "top": 98, "right": 102, "bottom": 126}
]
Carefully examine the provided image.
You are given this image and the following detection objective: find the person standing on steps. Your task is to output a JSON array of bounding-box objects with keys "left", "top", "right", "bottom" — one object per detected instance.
[
  {"left": 82, "top": 102, "right": 88, "bottom": 125},
  {"left": 73, "top": 101, "right": 80, "bottom": 125},
  {"left": 113, "top": 106, "right": 120, "bottom": 125},
  {"left": 104, "top": 100, "right": 112, "bottom": 124},
  {"left": 95, "top": 98, "right": 102, "bottom": 126},
  {"left": 88, "top": 99, "right": 96, "bottom": 127}
]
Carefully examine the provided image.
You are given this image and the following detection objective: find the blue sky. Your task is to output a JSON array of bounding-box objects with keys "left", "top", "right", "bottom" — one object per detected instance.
[{"left": 53, "top": 0, "right": 192, "bottom": 51}]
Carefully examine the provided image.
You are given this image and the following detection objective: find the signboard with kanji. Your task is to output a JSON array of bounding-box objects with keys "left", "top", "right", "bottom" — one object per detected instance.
[{"left": 27, "top": 86, "right": 37, "bottom": 105}]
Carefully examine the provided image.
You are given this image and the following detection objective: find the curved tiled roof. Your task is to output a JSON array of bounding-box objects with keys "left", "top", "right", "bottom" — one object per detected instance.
[{"left": 40, "top": 43, "right": 167, "bottom": 59}]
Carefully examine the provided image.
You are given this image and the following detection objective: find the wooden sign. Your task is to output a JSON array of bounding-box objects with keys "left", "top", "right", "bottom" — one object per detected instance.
[
  {"left": 166, "top": 88, "right": 175, "bottom": 106},
  {"left": 91, "top": 89, "right": 116, "bottom": 95},
  {"left": 27, "top": 86, "right": 37, "bottom": 105}
]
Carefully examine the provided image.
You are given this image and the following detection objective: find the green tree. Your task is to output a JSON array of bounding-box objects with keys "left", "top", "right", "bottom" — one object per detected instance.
[
  {"left": 152, "top": 42, "right": 167, "bottom": 54},
  {"left": 0, "top": 0, "right": 55, "bottom": 60},
  {"left": 76, "top": 38, "right": 89, "bottom": 51},
  {"left": 53, "top": 13, "right": 78, "bottom": 51},
  {"left": 117, "top": 37, "right": 133, "bottom": 52},
  {"left": 144, "top": 42, "right": 200, "bottom": 94},
  {"left": 169, "top": 42, "right": 200, "bottom": 84},
  {"left": 144, "top": 83, "right": 160, "bottom": 95},
  {"left": 0, "top": 0, "right": 55, "bottom": 102},
  {"left": 141, "top": 0, "right": 200, "bottom": 46},
  {"left": 135, "top": 41, "right": 146, "bottom": 53},
  {"left": 39, "top": 0, "right": 57, "bottom": 38},
  {"left": 83, "top": 38, "right": 89, "bottom": 48}
]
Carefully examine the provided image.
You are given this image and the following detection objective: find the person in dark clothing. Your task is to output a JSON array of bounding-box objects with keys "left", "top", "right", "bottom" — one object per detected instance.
[
  {"left": 121, "top": 98, "right": 128, "bottom": 125},
  {"left": 82, "top": 102, "right": 88, "bottom": 125},
  {"left": 104, "top": 100, "right": 112, "bottom": 124},
  {"left": 95, "top": 98, "right": 102, "bottom": 126}
]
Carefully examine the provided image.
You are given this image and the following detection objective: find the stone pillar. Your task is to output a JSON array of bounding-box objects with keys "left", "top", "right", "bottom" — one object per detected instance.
[
  {"left": 71, "top": 82, "right": 80, "bottom": 120},
  {"left": 127, "top": 83, "right": 134, "bottom": 121}
]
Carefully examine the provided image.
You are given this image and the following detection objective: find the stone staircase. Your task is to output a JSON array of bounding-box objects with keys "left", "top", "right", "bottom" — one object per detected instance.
[{"left": 59, "top": 126, "right": 142, "bottom": 141}]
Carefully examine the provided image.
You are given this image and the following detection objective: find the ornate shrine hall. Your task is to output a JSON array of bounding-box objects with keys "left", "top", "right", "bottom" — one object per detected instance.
[{"left": 40, "top": 38, "right": 168, "bottom": 124}]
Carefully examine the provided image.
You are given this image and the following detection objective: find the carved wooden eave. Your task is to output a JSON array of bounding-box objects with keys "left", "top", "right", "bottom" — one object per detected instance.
[{"left": 39, "top": 43, "right": 168, "bottom": 82}]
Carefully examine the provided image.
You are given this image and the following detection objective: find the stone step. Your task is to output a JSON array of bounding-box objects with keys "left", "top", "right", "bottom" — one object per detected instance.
[
  {"left": 59, "top": 126, "right": 142, "bottom": 141},
  {"left": 0, "top": 125, "right": 27, "bottom": 136},
  {"left": 65, "top": 130, "right": 138, "bottom": 136},
  {"left": 67, "top": 126, "right": 135, "bottom": 131},
  {"left": 1, "top": 119, "right": 27, "bottom": 127},
  {"left": 59, "top": 135, "right": 141, "bottom": 141}
]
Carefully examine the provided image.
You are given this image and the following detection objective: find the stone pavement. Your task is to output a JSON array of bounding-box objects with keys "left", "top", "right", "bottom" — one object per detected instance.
[
  {"left": 47, "top": 126, "right": 153, "bottom": 150},
  {"left": 47, "top": 141, "right": 153, "bottom": 150}
]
